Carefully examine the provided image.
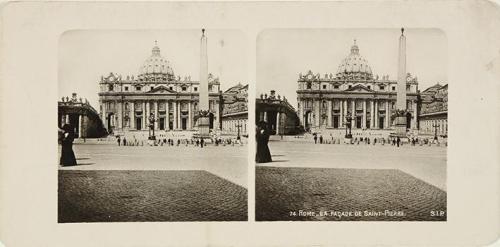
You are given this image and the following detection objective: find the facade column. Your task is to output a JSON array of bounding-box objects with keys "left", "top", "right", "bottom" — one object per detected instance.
[
  {"left": 166, "top": 101, "right": 170, "bottom": 130},
  {"left": 173, "top": 101, "right": 177, "bottom": 130},
  {"left": 413, "top": 100, "right": 418, "bottom": 129},
  {"left": 327, "top": 100, "right": 332, "bottom": 127},
  {"left": 215, "top": 100, "right": 220, "bottom": 130},
  {"left": 177, "top": 101, "right": 181, "bottom": 129},
  {"left": 101, "top": 101, "right": 105, "bottom": 125},
  {"left": 154, "top": 101, "right": 158, "bottom": 130},
  {"left": 298, "top": 100, "right": 304, "bottom": 127},
  {"left": 370, "top": 100, "right": 374, "bottom": 128},
  {"left": 117, "top": 101, "right": 123, "bottom": 129},
  {"left": 142, "top": 101, "right": 146, "bottom": 130},
  {"left": 314, "top": 100, "right": 320, "bottom": 128},
  {"left": 339, "top": 100, "right": 344, "bottom": 128},
  {"left": 387, "top": 100, "right": 392, "bottom": 128},
  {"left": 130, "top": 101, "right": 135, "bottom": 130},
  {"left": 374, "top": 100, "right": 379, "bottom": 129},
  {"left": 188, "top": 101, "right": 192, "bottom": 129},
  {"left": 362, "top": 99, "right": 367, "bottom": 129},
  {"left": 78, "top": 115, "right": 82, "bottom": 138},
  {"left": 385, "top": 100, "right": 390, "bottom": 129},
  {"left": 351, "top": 99, "right": 356, "bottom": 129}
]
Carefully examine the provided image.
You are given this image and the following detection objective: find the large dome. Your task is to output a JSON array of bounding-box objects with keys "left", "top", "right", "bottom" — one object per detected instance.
[
  {"left": 336, "top": 40, "right": 373, "bottom": 79},
  {"left": 139, "top": 42, "right": 174, "bottom": 76}
]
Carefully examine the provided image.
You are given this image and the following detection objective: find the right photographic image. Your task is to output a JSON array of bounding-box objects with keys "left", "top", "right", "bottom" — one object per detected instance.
[{"left": 255, "top": 28, "right": 447, "bottom": 221}]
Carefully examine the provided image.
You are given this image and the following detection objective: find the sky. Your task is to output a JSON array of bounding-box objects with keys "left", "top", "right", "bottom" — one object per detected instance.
[
  {"left": 257, "top": 28, "right": 448, "bottom": 108},
  {"left": 59, "top": 29, "right": 248, "bottom": 109}
]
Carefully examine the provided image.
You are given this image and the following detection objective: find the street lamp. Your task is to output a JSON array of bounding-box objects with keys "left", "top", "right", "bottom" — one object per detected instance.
[
  {"left": 149, "top": 112, "right": 156, "bottom": 140},
  {"left": 432, "top": 122, "right": 440, "bottom": 141},
  {"left": 345, "top": 113, "right": 352, "bottom": 139},
  {"left": 236, "top": 122, "right": 242, "bottom": 141}
]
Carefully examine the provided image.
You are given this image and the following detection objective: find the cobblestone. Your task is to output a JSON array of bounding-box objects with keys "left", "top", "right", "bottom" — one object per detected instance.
[
  {"left": 59, "top": 170, "right": 247, "bottom": 222},
  {"left": 256, "top": 167, "right": 446, "bottom": 221}
]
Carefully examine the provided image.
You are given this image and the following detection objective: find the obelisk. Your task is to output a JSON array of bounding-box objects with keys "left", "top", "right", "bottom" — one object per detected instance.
[
  {"left": 396, "top": 28, "right": 407, "bottom": 110},
  {"left": 199, "top": 29, "right": 209, "bottom": 112},
  {"left": 394, "top": 27, "right": 408, "bottom": 137},
  {"left": 197, "top": 28, "right": 210, "bottom": 137}
]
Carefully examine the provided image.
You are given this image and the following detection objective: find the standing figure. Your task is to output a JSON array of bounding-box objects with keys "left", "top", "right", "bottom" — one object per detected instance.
[
  {"left": 396, "top": 137, "right": 401, "bottom": 147},
  {"left": 117, "top": 136, "right": 121, "bottom": 146},
  {"left": 60, "top": 124, "right": 77, "bottom": 166},
  {"left": 256, "top": 121, "right": 272, "bottom": 163},
  {"left": 319, "top": 135, "right": 323, "bottom": 144},
  {"left": 313, "top": 133, "right": 318, "bottom": 144}
]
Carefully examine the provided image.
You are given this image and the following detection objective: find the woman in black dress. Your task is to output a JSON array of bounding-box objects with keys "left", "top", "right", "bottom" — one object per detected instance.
[
  {"left": 60, "top": 124, "right": 77, "bottom": 166},
  {"left": 255, "top": 121, "right": 272, "bottom": 163}
]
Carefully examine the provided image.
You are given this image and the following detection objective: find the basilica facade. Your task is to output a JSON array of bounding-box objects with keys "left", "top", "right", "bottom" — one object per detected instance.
[
  {"left": 296, "top": 40, "right": 420, "bottom": 134},
  {"left": 98, "top": 43, "right": 222, "bottom": 134}
]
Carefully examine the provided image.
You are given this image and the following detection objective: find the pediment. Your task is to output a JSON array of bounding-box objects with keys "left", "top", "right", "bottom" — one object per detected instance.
[
  {"left": 148, "top": 85, "right": 177, "bottom": 94},
  {"left": 344, "top": 84, "right": 374, "bottom": 92}
]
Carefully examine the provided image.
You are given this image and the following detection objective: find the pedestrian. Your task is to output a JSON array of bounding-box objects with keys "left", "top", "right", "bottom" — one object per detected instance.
[
  {"left": 200, "top": 138, "right": 204, "bottom": 148},
  {"left": 123, "top": 137, "right": 127, "bottom": 146},
  {"left": 319, "top": 135, "right": 323, "bottom": 144},
  {"left": 117, "top": 136, "right": 121, "bottom": 146},
  {"left": 396, "top": 137, "right": 401, "bottom": 147},
  {"left": 177, "top": 139, "right": 180, "bottom": 146},
  {"left": 59, "top": 124, "right": 77, "bottom": 166},
  {"left": 196, "top": 139, "right": 200, "bottom": 146},
  {"left": 256, "top": 121, "right": 272, "bottom": 163},
  {"left": 313, "top": 133, "right": 318, "bottom": 144}
]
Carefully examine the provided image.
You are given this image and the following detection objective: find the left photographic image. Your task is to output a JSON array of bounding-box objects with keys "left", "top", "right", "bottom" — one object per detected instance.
[{"left": 57, "top": 29, "right": 248, "bottom": 222}]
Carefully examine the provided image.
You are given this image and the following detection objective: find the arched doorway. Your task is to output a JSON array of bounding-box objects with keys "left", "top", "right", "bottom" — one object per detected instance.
[
  {"left": 406, "top": 112, "right": 412, "bottom": 129},
  {"left": 209, "top": 113, "right": 214, "bottom": 129}
]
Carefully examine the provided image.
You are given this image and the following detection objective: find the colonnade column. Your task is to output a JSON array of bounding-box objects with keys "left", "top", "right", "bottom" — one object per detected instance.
[
  {"left": 276, "top": 112, "right": 281, "bottom": 134},
  {"left": 263, "top": 111, "right": 268, "bottom": 122},
  {"left": 130, "top": 101, "right": 135, "bottom": 130},
  {"left": 327, "top": 100, "right": 332, "bottom": 127},
  {"left": 362, "top": 99, "right": 367, "bottom": 129},
  {"left": 78, "top": 115, "right": 82, "bottom": 138}
]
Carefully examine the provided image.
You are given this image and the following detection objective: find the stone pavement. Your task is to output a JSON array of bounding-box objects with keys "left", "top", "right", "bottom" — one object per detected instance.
[
  {"left": 59, "top": 170, "right": 247, "bottom": 222},
  {"left": 58, "top": 143, "right": 248, "bottom": 222},
  {"left": 255, "top": 140, "right": 447, "bottom": 221},
  {"left": 256, "top": 166, "right": 446, "bottom": 221},
  {"left": 260, "top": 140, "right": 447, "bottom": 191},
  {"left": 60, "top": 143, "right": 247, "bottom": 188}
]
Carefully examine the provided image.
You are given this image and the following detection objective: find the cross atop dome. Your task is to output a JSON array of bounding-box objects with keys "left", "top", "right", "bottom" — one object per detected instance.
[
  {"left": 350, "top": 38, "right": 359, "bottom": 54},
  {"left": 152, "top": 40, "right": 160, "bottom": 56}
]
